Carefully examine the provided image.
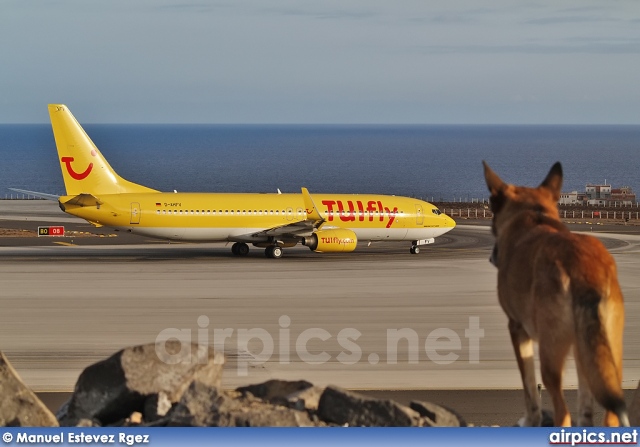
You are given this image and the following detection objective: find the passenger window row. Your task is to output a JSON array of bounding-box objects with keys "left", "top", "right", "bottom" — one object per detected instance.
[{"left": 155, "top": 209, "right": 305, "bottom": 216}]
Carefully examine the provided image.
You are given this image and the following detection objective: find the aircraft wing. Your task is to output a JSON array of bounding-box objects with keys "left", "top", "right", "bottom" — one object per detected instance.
[
  {"left": 251, "top": 219, "right": 315, "bottom": 238},
  {"left": 252, "top": 187, "right": 325, "bottom": 238},
  {"left": 236, "top": 187, "right": 325, "bottom": 241}
]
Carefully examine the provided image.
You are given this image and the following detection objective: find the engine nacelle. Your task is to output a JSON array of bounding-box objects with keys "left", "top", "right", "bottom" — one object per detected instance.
[{"left": 303, "top": 229, "right": 357, "bottom": 253}]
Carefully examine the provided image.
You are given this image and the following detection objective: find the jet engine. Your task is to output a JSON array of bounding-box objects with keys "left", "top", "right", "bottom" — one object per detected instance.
[{"left": 302, "top": 229, "right": 357, "bottom": 253}]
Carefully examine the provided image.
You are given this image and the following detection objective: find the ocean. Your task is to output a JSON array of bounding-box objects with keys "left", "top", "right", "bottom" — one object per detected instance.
[{"left": 1, "top": 124, "right": 639, "bottom": 201}]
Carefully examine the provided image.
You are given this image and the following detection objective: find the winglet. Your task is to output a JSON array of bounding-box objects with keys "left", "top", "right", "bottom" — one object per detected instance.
[{"left": 301, "top": 187, "right": 324, "bottom": 222}]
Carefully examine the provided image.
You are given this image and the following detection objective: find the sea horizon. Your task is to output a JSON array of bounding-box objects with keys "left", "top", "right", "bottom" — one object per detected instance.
[{"left": 1, "top": 124, "right": 639, "bottom": 201}]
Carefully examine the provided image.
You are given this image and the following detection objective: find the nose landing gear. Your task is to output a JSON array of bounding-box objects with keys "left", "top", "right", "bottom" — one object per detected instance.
[{"left": 409, "top": 238, "right": 435, "bottom": 254}]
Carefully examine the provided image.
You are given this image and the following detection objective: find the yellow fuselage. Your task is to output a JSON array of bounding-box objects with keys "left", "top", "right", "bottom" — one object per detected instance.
[{"left": 61, "top": 192, "right": 455, "bottom": 243}]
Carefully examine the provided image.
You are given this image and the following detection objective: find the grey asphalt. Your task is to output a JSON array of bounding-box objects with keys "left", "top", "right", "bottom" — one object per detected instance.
[{"left": 2, "top": 200, "right": 640, "bottom": 426}]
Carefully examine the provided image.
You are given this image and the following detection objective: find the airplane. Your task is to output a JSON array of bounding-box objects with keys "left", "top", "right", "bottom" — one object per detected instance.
[{"left": 12, "top": 104, "right": 456, "bottom": 258}]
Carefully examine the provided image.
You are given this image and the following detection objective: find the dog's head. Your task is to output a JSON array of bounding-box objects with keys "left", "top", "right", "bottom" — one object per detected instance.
[{"left": 483, "top": 161, "right": 563, "bottom": 238}]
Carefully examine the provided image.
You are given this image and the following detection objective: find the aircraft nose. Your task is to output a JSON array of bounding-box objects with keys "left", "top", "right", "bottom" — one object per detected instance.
[{"left": 444, "top": 214, "right": 456, "bottom": 229}]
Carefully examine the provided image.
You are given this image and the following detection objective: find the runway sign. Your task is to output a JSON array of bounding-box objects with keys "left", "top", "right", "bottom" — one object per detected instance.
[{"left": 38, "top": 226, "right": 65, "bottom": 237}]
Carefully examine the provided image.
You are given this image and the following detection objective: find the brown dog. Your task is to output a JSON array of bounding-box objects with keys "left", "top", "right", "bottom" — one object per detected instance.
[{"left": 483, "top": 161, "right": 629, "bottom": 427}]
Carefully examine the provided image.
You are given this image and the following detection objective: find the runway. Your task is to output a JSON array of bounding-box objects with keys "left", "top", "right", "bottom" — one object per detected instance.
[{"left": 2, "top": 201, "right": 640, "bottom": 425}]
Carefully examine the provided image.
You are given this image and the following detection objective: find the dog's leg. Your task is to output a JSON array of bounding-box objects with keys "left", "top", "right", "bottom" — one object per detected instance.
[
  {"left": 576, "top": 352, "right": 595, "bottom": 426},
  {"left": 539, "top": 335, "right": 572, "bottom": 427},
  {"left": 509, "top": 319, "right": 541, "bottom": 426}
]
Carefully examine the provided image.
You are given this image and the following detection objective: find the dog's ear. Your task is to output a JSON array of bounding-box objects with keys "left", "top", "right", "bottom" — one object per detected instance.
[
  {"left": 483, "top": 161, "right": 507, "bottom": 214},
  {"left": 483, "top": 161, "right": 506, "bottom": 196},
  {"left": 539, "top": 162, "right": 563, "bottom": 201}
]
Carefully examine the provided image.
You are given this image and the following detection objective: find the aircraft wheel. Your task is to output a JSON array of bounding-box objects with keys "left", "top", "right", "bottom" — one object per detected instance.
[
  {"left": 236, "top": 243, "right": 250, "bottom": 256},
  {"left": 231, "top": 242, "right": 240, "bottom": 255},
  {"left": 410, "top": 245, "right": 420, "bottom": 254},
  {"left": 265, "top": 246, "right": 283, "bottom": 259}
]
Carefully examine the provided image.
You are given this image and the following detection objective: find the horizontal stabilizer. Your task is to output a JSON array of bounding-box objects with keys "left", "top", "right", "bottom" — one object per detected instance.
[{"left": 8, "top": 188, "right": 60, "bottom": 201}]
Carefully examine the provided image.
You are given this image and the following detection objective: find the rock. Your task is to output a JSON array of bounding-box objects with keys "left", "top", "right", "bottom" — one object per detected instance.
[
  {"left": 55, "top": 399, "right": 70, "bottom": 423},
  {"left": 75, "top": 419, "right": 100, "bottom": 427},
  {"left": 35, "top": 341, "right": 473, "bottom": 428},
  {"left": 410, "top": 401, "right": 467, "bottom": 427},
  {"left": 629, "top": 380, "right": 640, "bottom": 426},
  {"left": 168, "top": 381, "right": 322, "bottom": 427},
  {"left": 59, "top": 341, "right": 223, "bottom": 426},
  {"left": 286, "top": 385, "right": 325, "bottom": 412},
  {"left": 236, "top": 379, "right": 325, "bottom": 411},
  {"left": 237, "top": 379, "right": 313, "bottom": 401},
  {"left": 126, "top": 412, "right": 143, "bottom": 426},
  {"left": 143, "top": 392, "right": 173, "bottom": 422},
  {"left": 0, "top": 352, "right": 59, "bottom": 427},
  {"left": 317, "top": 386, "right": 421, "bottom": 427}
]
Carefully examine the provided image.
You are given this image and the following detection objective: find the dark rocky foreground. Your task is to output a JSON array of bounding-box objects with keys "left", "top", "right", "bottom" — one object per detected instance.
[
  {"left": 1, "top": 342, "right": 466, "bottom": 428},
  {"left": 4, "top": 343, "right": 640, "bottom": 427}
]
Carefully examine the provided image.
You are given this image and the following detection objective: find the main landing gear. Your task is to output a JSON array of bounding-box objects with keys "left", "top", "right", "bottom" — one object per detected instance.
[
  {"left": 265, "top": 245, "right": 283, "bottom": 259},
  {"left": 231, "top": 242, "right": 250, "bottom": 256},
  {"left": 232, "top": 242, "right": 284, "bottom": 259},
  {"left": 409, "top": 238, "right": 435, "bottom": 255}
]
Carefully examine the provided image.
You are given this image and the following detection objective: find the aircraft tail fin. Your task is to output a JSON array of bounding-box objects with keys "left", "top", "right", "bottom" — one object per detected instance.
[{"left": 48, "top": 104, "right": 158, "bottom": 196}]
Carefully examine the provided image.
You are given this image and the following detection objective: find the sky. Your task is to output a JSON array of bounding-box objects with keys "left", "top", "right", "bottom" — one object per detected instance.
[{"left": 2, "top": 1, "right": 639, "bottom": 124}]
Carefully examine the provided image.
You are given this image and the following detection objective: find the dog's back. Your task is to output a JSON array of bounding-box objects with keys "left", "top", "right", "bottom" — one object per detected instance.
[{"left": 484, "top": 161, "right": 628, "bottom": 427}]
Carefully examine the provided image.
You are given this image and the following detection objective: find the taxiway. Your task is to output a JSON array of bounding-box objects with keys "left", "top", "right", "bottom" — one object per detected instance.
[{"left": 2, "top": 200, "right": 640, "bottom": 425}]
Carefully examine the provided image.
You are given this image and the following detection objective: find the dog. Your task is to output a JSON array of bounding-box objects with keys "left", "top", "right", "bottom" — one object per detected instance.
[{"left": 483, "top": 161, "right": 629, "bottom": 427}]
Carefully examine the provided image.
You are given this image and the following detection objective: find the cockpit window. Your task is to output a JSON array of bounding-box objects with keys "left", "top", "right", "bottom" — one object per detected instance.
[{"left": 432, "top": 209, "right": 442, "bottom": 215}]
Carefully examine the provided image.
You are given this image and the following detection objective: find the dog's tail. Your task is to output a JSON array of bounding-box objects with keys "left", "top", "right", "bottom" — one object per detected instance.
[{"left": 573, "top": 285, "right": 629, "bottom": 426}]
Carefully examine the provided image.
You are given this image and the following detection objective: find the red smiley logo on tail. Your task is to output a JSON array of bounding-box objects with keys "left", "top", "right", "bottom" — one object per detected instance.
[{"left": 61, "top": 157, "right": 93, "bottom": 180}]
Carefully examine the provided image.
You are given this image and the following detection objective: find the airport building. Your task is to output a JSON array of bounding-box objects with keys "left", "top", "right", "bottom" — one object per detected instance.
[{"left": 559, "top": 184, "right": 636, "bottom": 206}]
